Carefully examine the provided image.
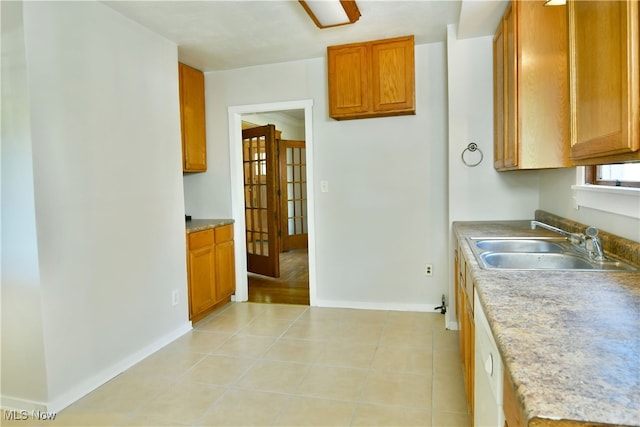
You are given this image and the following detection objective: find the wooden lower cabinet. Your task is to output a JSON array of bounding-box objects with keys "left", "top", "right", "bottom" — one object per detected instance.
[
  {"left": 455, "top": 241, "right": 474, "bottom": 426},
  {"left": 187, "top": 229, "right": 216, "bottom": 318},
  {"left": 214, "top": 225, "right": 236, "bottom": 300},
  {"left": 465, "top": 302, "right": 475, "bottom": 426},
  {"left": 187, "top": 224, "right": 236, "bottom": 322},
  {"left": 503, "top": 371, "right": 525, "bottom": 427},
  {"left": 455, "top": 246, "right": 463, "bottom": 357}
]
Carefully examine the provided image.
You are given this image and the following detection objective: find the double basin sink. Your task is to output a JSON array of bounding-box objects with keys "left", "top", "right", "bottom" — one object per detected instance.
[{"left": 468, "top": 237, "right": 637, "bottom": 271}]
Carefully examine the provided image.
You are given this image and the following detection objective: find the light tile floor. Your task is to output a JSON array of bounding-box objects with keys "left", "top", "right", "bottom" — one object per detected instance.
[{"left": 2, "top": 303, "right": 469, "bottom": 426}]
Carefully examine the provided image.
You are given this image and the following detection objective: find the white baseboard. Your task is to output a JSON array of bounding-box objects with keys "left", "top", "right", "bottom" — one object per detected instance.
[
  {"left": 446, "top": 319, "right": 460, "bottom": 331},
  {"left": 313, "top": 298, "right": 445, "bottom": 313},
  {"left": 1, "top": 321, "right": 192, "bottom": 414}
]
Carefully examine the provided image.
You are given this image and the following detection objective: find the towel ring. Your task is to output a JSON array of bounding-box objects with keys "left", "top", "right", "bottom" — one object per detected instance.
[{"left": 461, "top": 143, "right": 483, "bottom": 167}]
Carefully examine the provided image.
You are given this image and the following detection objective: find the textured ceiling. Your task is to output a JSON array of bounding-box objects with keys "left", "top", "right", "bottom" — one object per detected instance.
[{"left": 104, "top": 0, "right": 507, "bottom": 72}]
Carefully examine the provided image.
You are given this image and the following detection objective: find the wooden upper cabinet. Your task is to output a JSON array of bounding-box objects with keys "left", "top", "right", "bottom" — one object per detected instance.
[
  {"left": 493, "top": 6, "right": 509, "bottom": 170},
  {"left": 328, "top": 44, "right": 370, "bottom": 118},
  {"left": 493, "top": 1, "right": 572, "bottom": 171},
  {"left": 568, "top": 0, "right": 639, "bottom": 165},
  {"left": 504, "top": 4, "right": 518, "bottom": 170},
  {"left": 178, "top": 62, "right": 207, "bottom": 172},
  {"left": 371, "top": 37, "right": 415, "bottom": 114},
  {"left": 328, "top": 35, "right": 415, "bottom": 120}
]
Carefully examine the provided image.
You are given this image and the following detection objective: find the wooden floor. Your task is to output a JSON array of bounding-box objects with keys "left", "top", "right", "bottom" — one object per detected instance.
[{"left": 248, "top": 248, "right": 309, "bottom": 305}]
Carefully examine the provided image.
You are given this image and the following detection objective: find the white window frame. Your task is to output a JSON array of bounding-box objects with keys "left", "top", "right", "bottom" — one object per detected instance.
[{"left": 572, "top": 167, "right": 640, "bottom": 219}]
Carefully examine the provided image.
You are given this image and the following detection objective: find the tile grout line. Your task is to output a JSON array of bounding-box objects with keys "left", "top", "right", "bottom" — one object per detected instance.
[{"left": 190, "top": 303, "right": 310, "bottom": 427}]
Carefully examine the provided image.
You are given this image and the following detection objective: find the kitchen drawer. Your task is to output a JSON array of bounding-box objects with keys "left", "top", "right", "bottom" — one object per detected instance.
[
  {"left": 189, "top": 229, "right": 214, "bottom": 249},
  {"left": 215, "top": 224, "right": 234, "bottom": 244}
]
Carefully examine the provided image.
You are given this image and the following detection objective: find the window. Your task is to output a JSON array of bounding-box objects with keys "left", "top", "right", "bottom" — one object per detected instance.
[
  {"left": 574, "top": 163, "right": 640, "bottom": 220},
  {"left": 585, "top": 163, "right": 640, "bottom": 188}
]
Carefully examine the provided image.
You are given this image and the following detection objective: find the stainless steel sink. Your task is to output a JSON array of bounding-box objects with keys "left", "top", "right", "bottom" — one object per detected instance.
[
  {"left": 475, "top": 239, "right": 565, "bottom": 253},
  {"left": 586, "top": 259, "right": 640, "bottom": 271},
  {"left": 467, "top": 237, "right": 638, "bottom": 271},
  {"left": 480, "top": 252, "right": 595, "bottom": 269}
]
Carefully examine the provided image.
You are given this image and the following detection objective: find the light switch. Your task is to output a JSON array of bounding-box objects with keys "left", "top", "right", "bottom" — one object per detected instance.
[{"left": 320, "top": 180, "right": 329, "bottom": 193}]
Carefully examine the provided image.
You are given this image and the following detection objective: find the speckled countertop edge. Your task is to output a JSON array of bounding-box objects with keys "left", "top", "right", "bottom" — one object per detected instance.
[
  {"left": 453, "top": 220, "right": 640, "bottom": 427},
  {"left": 186, "top": 218, "right": 234, "bottom": 233}
]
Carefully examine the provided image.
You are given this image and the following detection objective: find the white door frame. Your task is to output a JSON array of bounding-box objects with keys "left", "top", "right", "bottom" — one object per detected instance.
[{"left": 228, "top": 100, "right": 317, "bottom": 306}]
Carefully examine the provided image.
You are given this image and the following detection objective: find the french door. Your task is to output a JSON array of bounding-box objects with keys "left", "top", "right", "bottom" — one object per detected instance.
[
  {"left": 242, "top": 125, "right": 280, "bottom": 278},
  {"left": 279, "top": 139, "right": 308, "bottom": 251}
]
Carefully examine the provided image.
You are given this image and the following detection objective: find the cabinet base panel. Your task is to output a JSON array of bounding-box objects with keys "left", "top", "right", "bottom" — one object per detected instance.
[{"left": 190, "top": 296, "right": 232, "bottom": 324}]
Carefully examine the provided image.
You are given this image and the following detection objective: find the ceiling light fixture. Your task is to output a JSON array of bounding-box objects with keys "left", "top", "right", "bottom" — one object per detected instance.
[
  {"left": 544, "top": 0, "right": 566, "bottom": 6},
  {"left": 298, "top": 0, "right": 361, "bottom": 29}
]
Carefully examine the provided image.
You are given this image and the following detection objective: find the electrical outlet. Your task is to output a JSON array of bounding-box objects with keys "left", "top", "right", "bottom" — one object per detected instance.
[
  {"left": 425, "top": 264, "right": 433, "bottom": 276},
  {"left": 172, "top": 290, "right": 179, "bottom": 306}
]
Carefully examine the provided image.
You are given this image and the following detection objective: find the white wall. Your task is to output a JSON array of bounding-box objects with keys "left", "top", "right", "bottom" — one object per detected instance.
[
  {"left": 184, "top": 43, "right": 450, "bottom": 311},
  {"left": 2, "top": 1, "right": 191, "bottom": 411},
  {"left": 1, "top": 0, "right": 49, "bottom": 408},
  {"left": 315, "top": 43, "right": 448, "bottom": 309}
]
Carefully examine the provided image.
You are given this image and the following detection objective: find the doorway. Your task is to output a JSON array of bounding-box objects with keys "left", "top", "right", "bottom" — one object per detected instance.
[
  {"left": 228, "top": 100, "right": 316, "bottom": 306},
  {"left": 247, "top": 248, "right": 309, "bottom": 304},
  {"left": 241, "top": 119, "right": 309, "bottom": 304}
]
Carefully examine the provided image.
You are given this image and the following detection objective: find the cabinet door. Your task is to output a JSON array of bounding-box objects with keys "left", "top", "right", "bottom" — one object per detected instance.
[
  {"left": 493, "top": 3, "right": 518, "bottom": 170},
  {"left": 214, "top": 225, "right": 236, "bottom": 299},
  {"left": 455, "top": 248, "right": 465, "bottom": 360},
  {"left": 503, "top": 372, "right": 526, "bottom": 427},
  {"left": 456, "top": 248, "right": 474, "bottom": 426},
  {"left": 371, "top": 36, "right": 415, "bottom": 114},
  {"left": 187, "top": 230, "right": 216, "bottom": 318},
  {"left": 179, "top": 63, "right": 207, "bottom": 172},
  {"left": 493, "top": 16, "right": 506, "bottom": 170},
  {"left": 493, "top": 1, "right": 571, "bottom": 171},
  {"left": 466, "top": 307, "right": 475, "bottom": 427},
  {"left": 215, "top": 240, "right": 235, "bottom": 299},
  {"left": 569, "top": 0, "right": 639, "bottom": 164},
  {"left": 504, "top": 3, "right": 518, "bottom": 169},
  {"left": 454, "top": 247, "right": 460, "bottom": 328},
  {"left": 460, "top": 287, "right": 475, "bottom": 427},
  {"left": 517, "top": 0, "right": 570, "bottom": 169},
  {"left": 328, "top": 44, "right": 370, "bottom": 118}
]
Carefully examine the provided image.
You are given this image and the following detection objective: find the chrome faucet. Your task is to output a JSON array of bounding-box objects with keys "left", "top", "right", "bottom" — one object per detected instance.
[
  {"left": 530, "top": 220, "right": 606, "bottom": 261},
  {"left": 530, "top": 221, "right": 585, "bottom": 246},
  {"left": 585, "top": 226, "right": 606, "bottom": 261}
]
